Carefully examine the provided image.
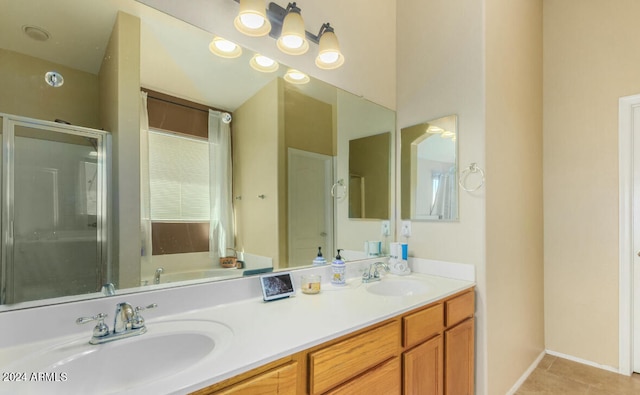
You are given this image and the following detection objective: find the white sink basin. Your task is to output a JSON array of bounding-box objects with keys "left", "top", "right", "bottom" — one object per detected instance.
[
  {"left": 1, "top": 320, "right": 233, "bottom": 395},
  {"left": 366, "top": 278, "right": 430, "bottom": 297}
]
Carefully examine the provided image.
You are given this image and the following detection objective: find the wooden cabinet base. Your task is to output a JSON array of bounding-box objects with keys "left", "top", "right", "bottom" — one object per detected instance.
[
  {"left": 444, "top": 317, "right": 475, "bottom": 395},
  {"left": 403, "top": 335, "right": 444, "bottom": 395}
]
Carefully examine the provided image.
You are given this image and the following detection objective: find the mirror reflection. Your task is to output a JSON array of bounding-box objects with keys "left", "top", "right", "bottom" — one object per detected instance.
[
  {"left": 348, "top": 132, "right": 391, "bottom": 219},
  {"left": 0, "top": 0, "right": 395, "bottom": 309},
  {"left": 400, "top": 115, "right": 458, "bottom": 221}
]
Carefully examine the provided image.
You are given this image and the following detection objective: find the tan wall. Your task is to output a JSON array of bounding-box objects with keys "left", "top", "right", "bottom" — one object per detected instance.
[
  {"left": 0, "top": 49, "right": 100, "bottom": 128},
  {"left": 99, "top": 11, "right": 141, "bottom": 288},
  {"left": 233, "top": 78, "right": 282, "bottom": 262},
  {"left": 544, "top": 0, "right": 640, "bottom": 368},
  {"left": 485, "top": 0, "right": 544, "bottom": 393},
  {"left": 284, "top": 88, "right": 334, "bottom": 156},
  {"left": 349, "top": 132, "right": 390, "bottom": 219},
  {"left": 396, "top": 0, "right": 487, "bottom": 390}
]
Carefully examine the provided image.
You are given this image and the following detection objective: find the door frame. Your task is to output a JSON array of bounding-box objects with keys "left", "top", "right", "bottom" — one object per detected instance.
[{"left": 619, "top": 93, "right": 640, "bottom": 375}]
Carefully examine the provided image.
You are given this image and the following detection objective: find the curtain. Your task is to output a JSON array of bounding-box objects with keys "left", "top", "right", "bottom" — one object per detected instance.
[
  {"left": 209, "top": 110, "right": 234, "bottom": 259},
  {"left": 430, "top": 166, "right": 457, "bottom": 220},
  {"left": 140, "top": 91, "right": 153, "bottom": 263}
]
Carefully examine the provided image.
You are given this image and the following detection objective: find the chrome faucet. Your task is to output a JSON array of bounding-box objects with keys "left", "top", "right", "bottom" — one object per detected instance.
[
  {"left": 154, "top": 267, "right": 164, "bottom": 284},
  {"left": 362, "top": 261, "right": 390, "bottom": 283},
  {"left": 114, "top": 302, "right": 134, "bottom": 333},
  {"left": 77, "top": 302, "right": 157, "bottom": 344}
]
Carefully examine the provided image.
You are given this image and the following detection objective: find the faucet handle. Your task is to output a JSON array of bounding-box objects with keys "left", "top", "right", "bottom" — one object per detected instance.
[
  {"left": 76, "top": 313, "right": 109, "bottom": 338},
  {"left": 132, "top": 303, "right": 158, "bottom": 329},
  {"left": 135, "top": 303, "right": 158, "bottom": 313}
]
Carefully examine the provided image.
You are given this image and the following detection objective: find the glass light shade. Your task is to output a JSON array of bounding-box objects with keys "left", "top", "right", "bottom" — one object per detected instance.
[
  {"left": 250, "top": 54, "right": 279, "bottom": 73},
  {"left": 209, "top": 37, "right": 242, "bottom": 58},
  {"left": 277, "top": 10, "right": 308, "bottom": 55},
  {"left": 234, "top": 0, "right": 271, "bottom": 37},
  {"left": 315, "top": 30, "right": 344, "bottom": 69},
  {"left": 284, "top": 68, "right": 310, "bottom": 84}
]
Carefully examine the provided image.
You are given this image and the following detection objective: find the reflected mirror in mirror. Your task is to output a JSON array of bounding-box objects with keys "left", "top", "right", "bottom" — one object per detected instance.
[
  {"left": 400, "top": 115, "right": 458, "bottom": 221},
  {"left": 348, "top": 132, "right": 391, "bottom": 219},
  {"left": 0, "top": 0, "right": 395, "bottom": 310}
]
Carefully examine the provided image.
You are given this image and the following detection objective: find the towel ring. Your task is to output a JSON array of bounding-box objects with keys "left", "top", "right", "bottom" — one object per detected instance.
[
  {"left": 331, "top": 179, "right": 347, "bottom": 200},
  {"left": 459, "top": 163, "right": 485, "bottom": 192}
]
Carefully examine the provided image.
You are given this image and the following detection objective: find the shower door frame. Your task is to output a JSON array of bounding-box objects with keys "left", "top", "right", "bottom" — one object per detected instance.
[{"left": 0, "top": 113, "right": 111, "bottom": 305}]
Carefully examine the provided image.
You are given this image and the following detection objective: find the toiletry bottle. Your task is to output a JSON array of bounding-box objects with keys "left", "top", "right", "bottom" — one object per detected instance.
[
  {"left": 331, "top": 249, "right": 346, "bottom": 285},
  {"left": 313, "top": 246, "right": 327, "bottom": 266}
]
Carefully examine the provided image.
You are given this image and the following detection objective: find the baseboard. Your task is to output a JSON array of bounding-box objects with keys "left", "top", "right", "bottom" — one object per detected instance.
[
  {"left": 545, "top": 349, "right": 621, "bottom": 375},
  {"left": 505, "top": 351, "right": 546, "bottom": 395}
]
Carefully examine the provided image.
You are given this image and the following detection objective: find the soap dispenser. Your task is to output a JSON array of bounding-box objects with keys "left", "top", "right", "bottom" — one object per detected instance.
[
  {"left": 331, "top": 249, "right": 346, "bottom": 286},
  {"left": 313, "top": 246, "right": 327, "bottom": 266}
]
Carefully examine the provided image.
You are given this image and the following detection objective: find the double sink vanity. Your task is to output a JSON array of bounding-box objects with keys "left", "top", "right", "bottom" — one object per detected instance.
[{"left": 0, "top": 258, "right": 474, "bottom": 395}]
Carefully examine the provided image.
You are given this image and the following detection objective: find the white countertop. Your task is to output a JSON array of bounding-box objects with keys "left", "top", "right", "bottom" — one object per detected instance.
[{"left": 0, "top": 258, "right": 475, "bottom": 395}]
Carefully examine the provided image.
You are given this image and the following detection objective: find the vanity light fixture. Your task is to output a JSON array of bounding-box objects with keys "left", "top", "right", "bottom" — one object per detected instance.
[
  {"left": 284, "top": 68, "right": 310, "bottom": 84},
  {"left": 234, "top": 0, "right": 271, "bottom": 37},
  {"left": 441, "top": 130, "right": 455, "bottom": 139},
  {"left": 277, "top": 3, "right": 308, "bottom": 55},
  {"left": 427, "top": 126, "right": 444, "bottom": 134},
  {"left": 229, "top": 0, "right": 345, "bottom": 69},
  {"left": 315, "top": 23, "right": 344, "bottom": 69},
  {"left": 209, "top": 36, "right": 243, "bottom": 58},
  {"left": 250, "top": 54, "right": 279, "bottom": 72}
]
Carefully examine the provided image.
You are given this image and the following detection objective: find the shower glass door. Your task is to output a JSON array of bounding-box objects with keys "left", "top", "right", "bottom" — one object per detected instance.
[{"left": 0, "top": 115, "right": 109, "bottom": 304}]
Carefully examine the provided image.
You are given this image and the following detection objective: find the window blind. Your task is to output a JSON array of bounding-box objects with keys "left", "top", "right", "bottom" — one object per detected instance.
[{"left": 149, "top": 130, "right": 210, "bottom": 221}]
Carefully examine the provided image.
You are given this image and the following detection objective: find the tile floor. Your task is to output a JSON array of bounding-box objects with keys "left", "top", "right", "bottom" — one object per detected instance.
[{"left": 516, "top": 354, "right": 640, "bottom": 394}]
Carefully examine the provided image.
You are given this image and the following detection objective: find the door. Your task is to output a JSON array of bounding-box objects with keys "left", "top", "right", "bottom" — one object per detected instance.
[
  {"left": 0, "top": 115, "right": 109, "bottom": 304},
  {"left": 287, "top": 148, "right": 333, "bottom": 268},
  {"left": 630, "top": 95, "right": 640, "bottom": 372}
]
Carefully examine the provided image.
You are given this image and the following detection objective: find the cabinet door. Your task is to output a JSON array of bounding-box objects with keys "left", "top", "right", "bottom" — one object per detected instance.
[
  {"left": 444, "top": 318, "right": 474, "bottom": 395},
  {"left": 403, "top": 334, "right": 443, "bottom": 395},
  {"left": 325, "top": 357, "right": 401, "bottom": 395},
  {"left": 214, "top": 361, "right": 297, "bottom": 395}
]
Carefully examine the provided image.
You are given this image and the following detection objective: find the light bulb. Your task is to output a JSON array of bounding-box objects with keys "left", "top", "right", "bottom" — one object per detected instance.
[
  {"left": 239, "top": 13, "right": 265, "bottom": 29},
  {"left": 319, "top": 51, "right": 339, "bottom": 64},
  {"left": 281, "top": 35, "right": 304, "bottom": 49},
  {"left": 255, "top": 55, "right": 274, "bottom": 67},
  {"left": 215, "top": 40, "right": 237, "bottom": 53}
]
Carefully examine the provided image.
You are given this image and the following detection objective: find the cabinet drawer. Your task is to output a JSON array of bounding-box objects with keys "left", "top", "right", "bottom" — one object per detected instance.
[
  {"left": 309, "top": 320, "right": 400, "bottom": 395},
  {"left": 445, "top": 291, "right": 474, "bottom": 327},
  {"left": 404, "top": 303, "right": 444, "bottom": 348},
  {"left": 213, "top": 361, "right": 297, "bottom": 395},
  {"left": 325, "top": 357, "right": 401, "bottom": 395}
]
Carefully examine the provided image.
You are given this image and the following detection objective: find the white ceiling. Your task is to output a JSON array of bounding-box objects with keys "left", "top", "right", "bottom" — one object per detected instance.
[{"left": 0, "top": 0, "right": 337, "bottom": 111}]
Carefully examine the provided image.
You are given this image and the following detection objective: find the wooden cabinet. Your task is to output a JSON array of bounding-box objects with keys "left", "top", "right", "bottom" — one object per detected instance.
[
  {"left": 445, "top": 317, "right": 475, "bottom": 395},
  {"left": 308, "top": 320, "right": 401, "bottom": 394},
  {"left": 192, "top": 287, "right": 474, "bottom": 395},
  {"left": 403, "top": 334, "right": 444, "bottom": 395},
  {"left": 215, "top": 361, "right": 298, "bottom": 395},
  {"left": 326, "top": 357, "right": 401, "bottom": 395},
  {"left": 192, "top": 357, "right": 300, "bottom": 395}
]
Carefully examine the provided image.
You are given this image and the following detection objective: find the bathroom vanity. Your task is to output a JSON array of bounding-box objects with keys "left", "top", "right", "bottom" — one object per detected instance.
[
  {"left": 0, "top": 259, "right": 474, "bottom": 395},
  {"left": 192, "top": 285, "right": 475, "bottom": 395}
]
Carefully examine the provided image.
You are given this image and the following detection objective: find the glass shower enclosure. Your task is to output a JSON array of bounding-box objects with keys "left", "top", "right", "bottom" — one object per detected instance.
[{"left": 0, "top": 114, "right": 110, "bottom": 305}]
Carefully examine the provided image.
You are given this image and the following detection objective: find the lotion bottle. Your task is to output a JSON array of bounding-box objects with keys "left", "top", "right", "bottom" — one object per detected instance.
[
  {"left": 331, "top": 249, "right": 346, "bottom": 286},
  {"left": 313, "top": 246, "right": 327, "bottom": 266}
]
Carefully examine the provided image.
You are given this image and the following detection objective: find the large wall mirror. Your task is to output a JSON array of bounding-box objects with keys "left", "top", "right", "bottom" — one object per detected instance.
[
  {"left": 400, "top": 115, "right": 458, "bottom": 221},
  {"left": 0, "top": 0, "right": 395, "bottom": 310}
]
